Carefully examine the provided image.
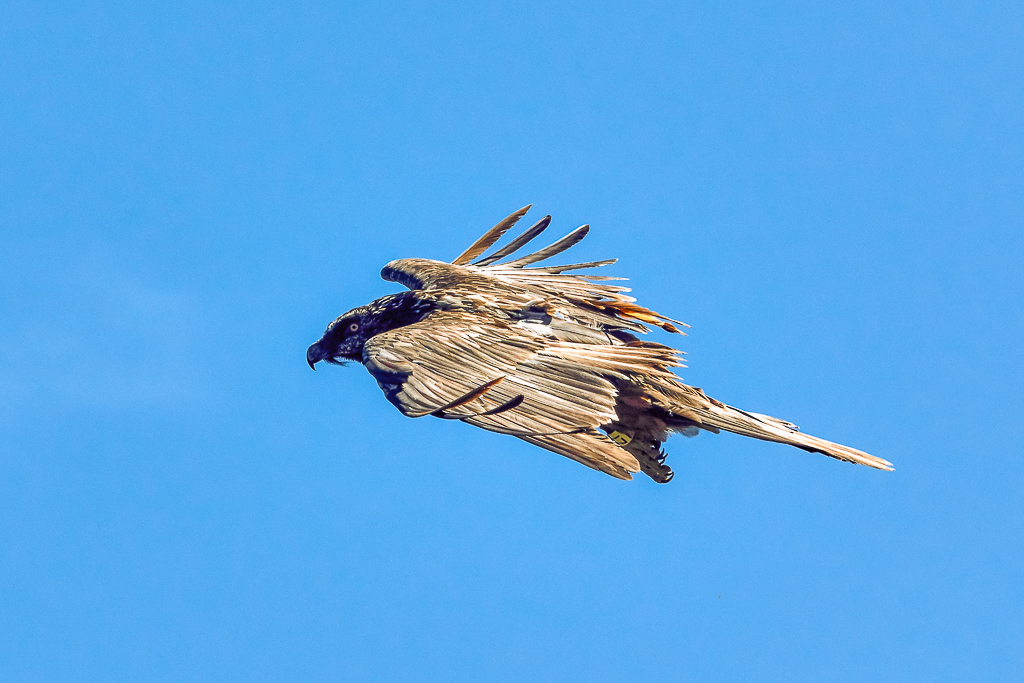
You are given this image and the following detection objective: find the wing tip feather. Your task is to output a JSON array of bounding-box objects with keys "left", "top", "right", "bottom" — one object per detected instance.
[{"left": 452, "top": 204, "right": 533, "bottom": 265}]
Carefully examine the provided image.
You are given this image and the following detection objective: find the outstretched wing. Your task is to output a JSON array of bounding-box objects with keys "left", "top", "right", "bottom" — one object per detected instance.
[
  {"left": 380, "top": 206, "right": 685, "bottom": 336},
  {"left": 361, "top": 310, "right": 688, "bottom": 479}
]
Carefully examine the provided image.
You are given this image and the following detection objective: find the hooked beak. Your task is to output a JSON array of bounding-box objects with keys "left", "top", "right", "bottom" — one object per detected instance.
[{"left": 306, "top": 342, "right": 326, "bottom": 370}]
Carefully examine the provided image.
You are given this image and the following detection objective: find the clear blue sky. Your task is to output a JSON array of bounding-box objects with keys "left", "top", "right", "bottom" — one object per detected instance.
[{"left": 2, "top": 2, "right": 1021, "bottom": 681}]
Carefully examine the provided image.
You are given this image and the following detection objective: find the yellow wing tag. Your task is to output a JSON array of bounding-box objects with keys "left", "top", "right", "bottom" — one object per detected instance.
[{"left": 608, "top": 430, "right": 633, "bottom": 446}]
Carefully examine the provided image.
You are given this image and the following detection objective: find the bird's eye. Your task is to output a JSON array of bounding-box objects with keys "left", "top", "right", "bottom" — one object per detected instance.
[{"left": 347, "top": 322, "right": 359, "bottom": 333}]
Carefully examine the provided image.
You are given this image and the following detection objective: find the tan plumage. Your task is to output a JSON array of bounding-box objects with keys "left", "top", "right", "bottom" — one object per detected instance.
[{"left": 308, "top": 206, "right": 893, "bottom": 481}]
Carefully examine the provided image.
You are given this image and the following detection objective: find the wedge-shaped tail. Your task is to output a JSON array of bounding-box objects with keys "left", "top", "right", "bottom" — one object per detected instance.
[{"left": 663, "top": 392, "right": 893, "bottom": 470}]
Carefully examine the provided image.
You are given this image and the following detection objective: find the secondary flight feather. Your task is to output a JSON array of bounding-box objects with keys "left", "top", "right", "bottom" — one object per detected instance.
[{"left": 307, "top": 205, "right": 892, "bottom": 481}]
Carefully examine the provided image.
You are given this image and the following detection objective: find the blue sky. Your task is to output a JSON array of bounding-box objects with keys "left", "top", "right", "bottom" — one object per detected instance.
[{"left": 1, "top": 1, "right": 1022, "bottom": 680}]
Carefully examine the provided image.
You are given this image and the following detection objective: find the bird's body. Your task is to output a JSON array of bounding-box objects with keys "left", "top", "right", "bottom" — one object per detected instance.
[{"left": 307, "top": 206, "right": 893, "bottom": 481}]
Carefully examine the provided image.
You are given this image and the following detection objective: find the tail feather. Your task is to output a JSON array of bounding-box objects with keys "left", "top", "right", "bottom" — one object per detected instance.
[{"left": 674, "top": 398, "right": 893, "bottom": 471}]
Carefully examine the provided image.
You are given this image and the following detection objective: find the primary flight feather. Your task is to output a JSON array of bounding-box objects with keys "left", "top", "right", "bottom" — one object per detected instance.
[{"left": 306, "top": 206, "right": 893, "bottom": 482}]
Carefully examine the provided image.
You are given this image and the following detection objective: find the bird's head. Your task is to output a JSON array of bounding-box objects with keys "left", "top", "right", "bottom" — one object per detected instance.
[{"left": 307, "top": 306, "right": 371, "bottom": 370}]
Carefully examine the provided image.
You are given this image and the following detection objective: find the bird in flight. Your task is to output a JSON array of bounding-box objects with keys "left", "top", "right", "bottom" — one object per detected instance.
[{"left": 307, "top": 206, "right": 892, "bottom": 482}]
